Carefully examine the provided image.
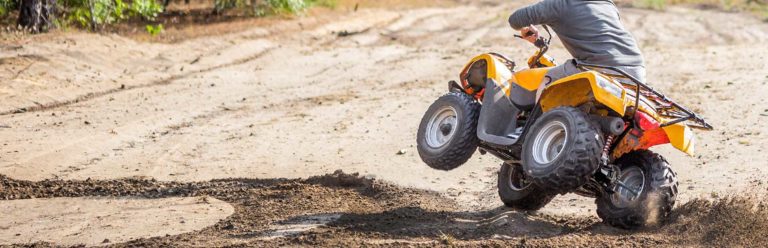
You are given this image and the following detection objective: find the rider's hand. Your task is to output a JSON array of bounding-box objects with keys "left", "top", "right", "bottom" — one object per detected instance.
[{"left": 520, "top": 25, "right": 539, "bottom": 44}]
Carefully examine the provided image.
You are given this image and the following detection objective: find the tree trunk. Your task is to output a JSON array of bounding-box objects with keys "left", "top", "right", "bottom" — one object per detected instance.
[
  {"left": 87, "top": 0, "right": 97, "bottom": 30},
  {"left": 17, "top": 0, "right": 56, "bottom": 33}
]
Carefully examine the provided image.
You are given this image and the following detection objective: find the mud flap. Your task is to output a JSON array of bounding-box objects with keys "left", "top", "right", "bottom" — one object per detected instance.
[{"left": 477, "top": 80, "right": 521, "bottom": 146}]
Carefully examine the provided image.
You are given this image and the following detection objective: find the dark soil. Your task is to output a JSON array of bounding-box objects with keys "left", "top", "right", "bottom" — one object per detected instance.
[{"left": 2, "top": 171, "right": 767, "bottom": 247}]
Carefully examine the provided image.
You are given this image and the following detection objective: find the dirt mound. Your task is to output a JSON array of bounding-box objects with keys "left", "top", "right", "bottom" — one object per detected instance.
[
  {"left": 664, "top": 195, "right": 768, "bottom": 246},
  {"left": 305, "top": 169, "right": 376, "bottom": 187}
]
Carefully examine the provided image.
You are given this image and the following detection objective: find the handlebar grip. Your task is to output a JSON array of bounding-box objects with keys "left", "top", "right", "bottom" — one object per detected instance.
[{"left": 525, "top": 31, "right": 535, "bottom": 37}]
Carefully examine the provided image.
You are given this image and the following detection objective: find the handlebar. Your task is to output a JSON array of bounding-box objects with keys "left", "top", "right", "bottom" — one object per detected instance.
[
  {"left": 515, "top": 25, "right": 553, "bottom": 68},
  {"left": 514, "top": 25, "right": 552, "bottom": 49},
  {"left": 513, "top": 35, "right": 548, "bottom": 49}
]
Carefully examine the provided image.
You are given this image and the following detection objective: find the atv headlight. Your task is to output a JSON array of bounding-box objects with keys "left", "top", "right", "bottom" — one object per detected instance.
[{"left": 597, "top": 77, "right": 624, "bottom": 99}]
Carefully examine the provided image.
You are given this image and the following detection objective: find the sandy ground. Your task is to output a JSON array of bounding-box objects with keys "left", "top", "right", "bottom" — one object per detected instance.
[
  {"left": 0, "top": 196, "right": 233, "bottom": 246},
  {"left": 1, "top": 0, "right": 768, "bottom": 246}
]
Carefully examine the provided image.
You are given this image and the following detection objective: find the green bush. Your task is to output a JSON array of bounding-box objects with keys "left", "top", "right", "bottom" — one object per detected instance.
[
  {"left": 1, "top": 0, "right": 335, "bottom": 33},
  {"left": 61, "top": 0, "right": 163, "bottom": 28},
  {"left": 0, "top": 0, "right": 16, "bottom": 16},
  {"left": 145, "top": 23, "right": 163, "bottom": 35},
  {"left": 63, "top": 0, "right": 120, "bottom": 27},
  {"left": 129, "top": 0, "right": 163, "bottom": 20},
  {"left": 268, "top": 0, "right": 310, "bottom": 14}
]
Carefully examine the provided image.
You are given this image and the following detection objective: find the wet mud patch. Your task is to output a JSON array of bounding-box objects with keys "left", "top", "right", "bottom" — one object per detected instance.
[{"left": 1, "top": 171, "right": 767, "bottom": 247}]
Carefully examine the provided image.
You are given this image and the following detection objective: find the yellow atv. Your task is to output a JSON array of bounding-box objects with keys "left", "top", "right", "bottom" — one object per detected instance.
[{"left": 416, "top": 26, "right": 712, "bottom": 229}]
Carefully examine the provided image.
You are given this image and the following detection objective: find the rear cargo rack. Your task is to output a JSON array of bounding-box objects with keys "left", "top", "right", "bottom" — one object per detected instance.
[{"left": 576, "top": 62, "right": 714, "bottom": 131}]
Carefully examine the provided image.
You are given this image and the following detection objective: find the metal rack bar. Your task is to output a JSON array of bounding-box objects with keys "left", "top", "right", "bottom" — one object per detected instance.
[{"left": 575, "top": 61, "right": 713, "bottom": 130}]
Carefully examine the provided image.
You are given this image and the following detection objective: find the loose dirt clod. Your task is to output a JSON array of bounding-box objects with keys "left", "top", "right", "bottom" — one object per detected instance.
[{"left": 664, "top": 195, "right": 768, "bottom": 246}]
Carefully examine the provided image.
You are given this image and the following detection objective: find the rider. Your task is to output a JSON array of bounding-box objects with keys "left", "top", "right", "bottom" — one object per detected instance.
[{"left": 508, "top": 0, "right": 646, "bottom": 91}]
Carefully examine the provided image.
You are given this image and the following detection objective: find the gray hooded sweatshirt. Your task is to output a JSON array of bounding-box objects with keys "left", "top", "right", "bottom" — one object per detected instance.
[{"left": 509, "top": 0, "right": 644, "bottom": 68}]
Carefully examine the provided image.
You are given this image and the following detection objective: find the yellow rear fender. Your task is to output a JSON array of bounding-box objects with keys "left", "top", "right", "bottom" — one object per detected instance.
[
  {"left": 662, "top": 122, "right": 696, "bottom": 156},
  {"left": 539, "top": 71, "right": 627, "bottom": 115}
]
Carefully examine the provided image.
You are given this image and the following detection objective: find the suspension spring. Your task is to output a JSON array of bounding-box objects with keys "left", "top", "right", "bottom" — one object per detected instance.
[{"left": 600, "top": 135, "right": 615, "bottom": 166}]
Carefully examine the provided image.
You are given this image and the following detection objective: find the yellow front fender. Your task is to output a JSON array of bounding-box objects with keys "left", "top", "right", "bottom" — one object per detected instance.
[{"left": 461, "top": 54, "right": 514, "bottom": 92}]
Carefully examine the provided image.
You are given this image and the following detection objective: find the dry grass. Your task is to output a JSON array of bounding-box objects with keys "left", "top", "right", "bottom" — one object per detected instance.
[{"left": 620, "top": 0, "right": 768, "bottom": 20}]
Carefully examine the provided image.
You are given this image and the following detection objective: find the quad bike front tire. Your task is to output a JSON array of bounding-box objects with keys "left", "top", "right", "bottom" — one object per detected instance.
[
  {"left": 596, "top": 150, "right": 678, "bottom": 229},
  {"left": 522, "top": 107, "right": 603, "bottom": 193},
  {"left": 417, "top": 92, "right": 481, "bottom": 171},
  {"left": 498, "top": 162, "right": 555, "bottom": 211}
]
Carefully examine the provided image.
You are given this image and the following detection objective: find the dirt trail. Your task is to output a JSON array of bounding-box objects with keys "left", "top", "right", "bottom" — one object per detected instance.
[{"left": 1, "top": 0, "right": 768, "bottom": 246}]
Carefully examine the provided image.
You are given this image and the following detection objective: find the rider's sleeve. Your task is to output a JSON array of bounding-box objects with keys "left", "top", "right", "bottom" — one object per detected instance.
[{"left": 508, "top": 0, "right": 565, "bottom": 30}]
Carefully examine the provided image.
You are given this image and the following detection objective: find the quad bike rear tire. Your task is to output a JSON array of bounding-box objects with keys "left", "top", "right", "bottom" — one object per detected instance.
[
  {"left": 417, "top": 92, "right": 480, "bottom": 171},
  {"left": 522, "top": 107, "right": 603, "bottom": 193},
  {"left": 498, "top": 162, "right": 555, "bottom": 211},
  {"left": 596, "top": 150, "right": 678, "bottom": 229}
]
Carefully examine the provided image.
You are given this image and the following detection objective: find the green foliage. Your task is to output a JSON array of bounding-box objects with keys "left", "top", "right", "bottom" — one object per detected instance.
[
  {"left": 129, "top": 0, "right": 163, "bottom": 20},
  {"left": 0, "top": 0, "right": 17, "bottom": 17},
  {"left": 2, "top": 0, "right": 337, "bottom": 33},
  {"left": 213, "top": 0, "right": 241, "bottom": 14},
  {"left": 58, "top": 0, "right": 163, "bottom": 29},
  {"left": 267, "top": 0, "right": 310, "bottom": 14},
  {"left": 86, "top": 0, "right": 122, "bottom": 25},
  {"left": 145, "top": 23, "right": 163, "bottom": 35}
]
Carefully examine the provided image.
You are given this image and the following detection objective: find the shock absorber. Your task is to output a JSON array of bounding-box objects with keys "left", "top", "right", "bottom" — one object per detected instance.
[
  {"left": 600, "top": 134, "right": 615, "bottom": 166},
  {"left": 596, "top": 134, "right": 618, "bottom": 193},
  {"left": 600, "top": 134, "right": 641, "bottom": 197}
]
